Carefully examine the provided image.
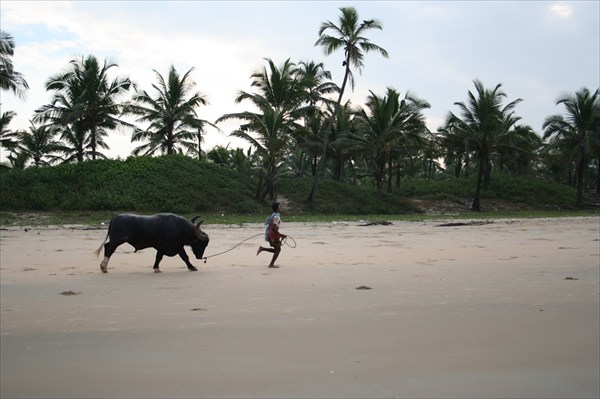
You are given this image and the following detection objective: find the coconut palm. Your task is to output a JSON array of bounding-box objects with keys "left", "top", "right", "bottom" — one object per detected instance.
[
  {"left": 495, "top": 124, "right": 541, "bottom": 177},
  {"left": 12, "top": 121, "right": 65, "bottom": 167},
  {"left": 446, "top": 79, "right": 522, "bottom": 211},
  {"left": 0, "top": 30, "right": 29, "bottom": 99},
  {"left": 0, "top": 110, "right": 18, "bottom": 150},
  {"left": 543, "top": 87, "right": 600, "bottom": 207},
  {"left": 315, "top": 7, "right": 388, "bottom": 105},
  {"left": 236, "top": 58, "right": 307, "bottom": 115},
  {"left": 308, "top": 6, "right": 389, "bottom": 201},
  {"left": 438, "top": 118, "right": 472, "bottom": 178},
  {"left": 327, "top": 101, "right": 357, "bottom": 181},
  {"left": 352, "top": 87, "right": 429, "bottom": 193},
  {"left": 218, "top": 103, "right": 300, "bottom": 201},
  {"left": 35, "top": 55, "right": 133, "bottom": 160},
  {"left": 129, "top": 65, "right": 212, "bottom": 156},
  {"left": 58, "top": 124, "right": 104, "bottom": 163},
  {"left": 182, "top": 120, "right": 221, "bottom": 160},
  {"left": 420, "top": 130, "right": 444, "bottom": 180},
  {"left": 295, "top": 60, "right": 338, "bottom": 111},
  {"left": 0, "top": 110, "right": 19, "bottom": 169},
  {"left": 292, "top": 61, "right": 339, "bottom": 177},
  {"left": 217, "top": 58, "right": 307, "bottom": 200}
]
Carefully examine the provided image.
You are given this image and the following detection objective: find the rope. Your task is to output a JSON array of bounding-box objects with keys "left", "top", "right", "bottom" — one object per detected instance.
[
  {"left": 282, "top": 235, "right": 297, "bottom": 248},
  {"left": 202, "top": 233, "right": 297, "bottom": 263},
  {"left": 202, "top": 233, "right": 262, "bottom": 262}
]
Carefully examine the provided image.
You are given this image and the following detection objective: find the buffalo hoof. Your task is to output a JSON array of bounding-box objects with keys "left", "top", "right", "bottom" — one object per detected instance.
[
  {"left": 153, "top": 268, "right": 162, "bottom": 273},
  {"left": 188, "top": 266, "right": 198, "bottom": 272}
]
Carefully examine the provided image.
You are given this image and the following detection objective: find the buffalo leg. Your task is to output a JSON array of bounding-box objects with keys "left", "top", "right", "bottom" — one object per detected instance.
[
  {"left": 153, "top": 252, "right": 164, "bottom": 273},
  {"left": 178, "top": 249, "right": 197, "bottom": 271},
  {"left": 100, "top": 240, "right": 125, "bottom": 273}
]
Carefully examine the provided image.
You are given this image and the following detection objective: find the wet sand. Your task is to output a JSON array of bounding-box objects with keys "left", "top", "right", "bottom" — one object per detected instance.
[{"left": 1, "top": 217, "right": 599, "bottom": 398}]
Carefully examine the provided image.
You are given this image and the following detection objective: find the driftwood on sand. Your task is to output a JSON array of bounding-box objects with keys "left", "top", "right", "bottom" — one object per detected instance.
[
  {"left": 435, "top": 221, "right": 494, "bottom": 227},
  {"left": 359, "top": 221, "right": 393, "bottom": 226}
]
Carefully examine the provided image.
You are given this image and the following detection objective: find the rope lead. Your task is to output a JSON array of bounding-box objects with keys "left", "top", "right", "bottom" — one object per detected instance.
[{"left": 202, "top": 233, "right": 296, "bottom": 263}]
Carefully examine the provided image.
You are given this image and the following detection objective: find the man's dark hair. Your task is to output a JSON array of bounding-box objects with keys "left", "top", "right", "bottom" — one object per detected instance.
[{"left": 272, "top": 202, "right": 280, "bottom": 212}]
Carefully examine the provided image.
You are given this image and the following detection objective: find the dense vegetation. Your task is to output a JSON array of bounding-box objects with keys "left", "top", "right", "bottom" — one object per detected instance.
[{"left": 1, "top": 155, "right": 593, "bottom": 221}]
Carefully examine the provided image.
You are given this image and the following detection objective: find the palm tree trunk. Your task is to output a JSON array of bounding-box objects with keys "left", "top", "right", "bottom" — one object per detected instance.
[
  {"left": 91, "top": 126, "right": 97, "bottom": 160},
  {"left": 471, "top": 159, "right": 485, "bottom": 211},
  {"left": 197, "top": 134, "right": 202, "bottom": 160},
  {"left": 576, "top": 153, "right": 586, "bottom": 208},
  {"left": 596, "top": 160, "right": 600, "bottom": 195},
  {"left": 376, "top": 152, "right": 385, "bottom": 194},
  {"left": 255, "top": 169, "right": 264, "bottom": 200},
  {"left": 483, "top": 156, "right": 491, "bottom": 190},
  {"left": 334, "top": 157, "right": 342, "bottom": 181},
  {"left": 454, "top": 155, "right": 461, "bottom": 178},
  {"left": 311, "top": 153, "right": 318, "bottom": 177},
  {"left": 77, "top": 143, "right": 84, "bottom": 163},
  {"left": 386, "top": 153, "right": 393, "bottom": 193},
  {"left": 262, "top": 161, "right": 276, "bottom": 201},
  {"left": 428, "top": 158, "right": 434, "bottom": 179},
  {"left": 395, "top": 161, "right": 401, "bottom": 196},
  {"left": 308, "top": 55, "right": 352, "bottom": 202}
]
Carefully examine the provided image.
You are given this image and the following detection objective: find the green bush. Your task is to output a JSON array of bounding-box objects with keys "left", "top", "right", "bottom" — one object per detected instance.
[
  {"left": 0, "top": 156, "right": 584, "bottom": 215},
  {"left": 0, "top": 155, "right": 258, "bottom": 213}
]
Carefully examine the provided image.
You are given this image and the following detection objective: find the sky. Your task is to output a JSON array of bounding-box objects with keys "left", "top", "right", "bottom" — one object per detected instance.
[{"left": 1, "top": 0, "right": 599, "bottom": 161}]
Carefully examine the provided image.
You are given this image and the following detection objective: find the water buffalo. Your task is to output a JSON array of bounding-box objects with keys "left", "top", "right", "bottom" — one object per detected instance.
[{"left": 95, "top": 213, "right": 209, "bottom": 273}]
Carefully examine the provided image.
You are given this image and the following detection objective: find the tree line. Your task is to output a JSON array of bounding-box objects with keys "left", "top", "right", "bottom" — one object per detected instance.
[{"left": 1, "top": 7, "right": 599, "bottom": 210}]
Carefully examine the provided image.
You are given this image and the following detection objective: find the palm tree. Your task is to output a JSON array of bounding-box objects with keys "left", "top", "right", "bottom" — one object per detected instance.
[
  {"left": 35, "top": 55, "right": 133, "bottom": 160},
  {"left": 0, "top": 110, "right": 19, "bottom": 168},
  {"left": 328, "top": 101, "right": 357, "bottom": 181},
  {"left": 301, "top": 109, "right": 330, "bottom": 177},
  {"left": 446, "top": 79, "right": 522, "bottom": 211},
  {"left": 57, "top": 124, "right": 99, "bottom": 163},
  {"left": 236, "top": 58, "right": 307, "bottom": 115},
  {"left": 543, "top": 88, "right": 600, "bottom": 207},
  {"left": 218, "top": 103, "right": 299, "bottom": 201},
  {"left": 421, "top": 130, "right": 444, "bottom": 180},
  {"left": 308, "top": 6, "right": 389, "bottom": 201},
  {"left": 13, "top": 121, "right": 65, "bottom": 167},
  {"left": 129, "top": 65, "right": 211, "bottom": 156},
  {"left": 352, "top": 87, "right": 429, "bottom": 193},
  {"left": 495, "top": 124, "right": 541, "bottom": 177},
  {"left": 182, "top": 120, "right": 221, "bottom": 160},
  {"left": 296, "top": 60, "right": 338, "bottom": 111},
  {"left": 217, "top": 58, "right": 306, "bottom": 201},
  {"left": 0, "top": 110, "right": 18, "bottom": 151},
  {"left": 293, "top": 61, "right": 338, "bottom": 177},
  {"left": 439, "top": 118, "right": 472, "bottom": 178},
  {"left": 0, "top": 30, "right": 29, "bottom": 99}
]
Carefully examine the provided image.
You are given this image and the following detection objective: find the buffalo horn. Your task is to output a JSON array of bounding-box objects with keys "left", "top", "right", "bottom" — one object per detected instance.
[{"left": 195, "top": 220, "right": 207, "bottom": 239}]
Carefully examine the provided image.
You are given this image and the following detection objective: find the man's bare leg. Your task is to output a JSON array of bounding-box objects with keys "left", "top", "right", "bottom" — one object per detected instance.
[
  {"left": 257, "top": 246, "right": 280, "bottom": 268},
  {"left": 268, "top": 247, "right": 281, "bottom": 268}
]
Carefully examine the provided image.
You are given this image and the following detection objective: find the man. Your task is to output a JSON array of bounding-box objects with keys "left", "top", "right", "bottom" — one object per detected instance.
[{"left": 256, "top": 202, "right": 286, "bottom": 268}]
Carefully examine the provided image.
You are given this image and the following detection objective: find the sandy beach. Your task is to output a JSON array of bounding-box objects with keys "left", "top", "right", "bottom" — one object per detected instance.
[{"left": 1, "top": 216, "right": 599, "bottom": 398}]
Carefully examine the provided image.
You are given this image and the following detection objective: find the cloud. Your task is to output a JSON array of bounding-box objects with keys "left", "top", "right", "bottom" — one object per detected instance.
[
  {"left": 550, "top": 3, "right": 573, "bottom": 18},
  {"left": 1, "top": 0, "right": 598, "bottom": 163}
]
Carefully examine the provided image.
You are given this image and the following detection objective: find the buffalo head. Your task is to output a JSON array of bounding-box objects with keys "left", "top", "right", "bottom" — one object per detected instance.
[{"left": 191, "top": 217, "right": 209, "bottom": 259}]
